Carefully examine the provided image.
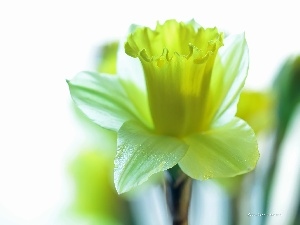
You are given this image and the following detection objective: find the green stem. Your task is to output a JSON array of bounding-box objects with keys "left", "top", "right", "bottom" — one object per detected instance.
[
  {"left": 292, "top": 200, "right": 300, "bottom": 225},
  {"left": 165, "top": 166, "right": 192, "bottom": 225},
  {"left": 230, "top": 193, "right": 240, "bottom": 225}
]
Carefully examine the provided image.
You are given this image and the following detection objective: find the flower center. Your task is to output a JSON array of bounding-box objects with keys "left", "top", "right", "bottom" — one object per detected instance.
[{"left": 125, "top": 20, "right": 224, "bottom": 137}]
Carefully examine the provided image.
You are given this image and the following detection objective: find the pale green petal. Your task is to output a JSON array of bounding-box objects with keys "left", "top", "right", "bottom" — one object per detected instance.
[
  {"left": 116, "top": 42, "right": 153, "bottom": 129},
  {"left": 114, "top": 121, "right": 188, "bottom": 194},
  {"left": 67, "top": 71, "right": 142, "bottom": 131},
  {"left": 209, "top": 33, "right": 249, "bottom": 127},
  {"left": 179, "top": 118, "right": 259, "bottom": 180}
]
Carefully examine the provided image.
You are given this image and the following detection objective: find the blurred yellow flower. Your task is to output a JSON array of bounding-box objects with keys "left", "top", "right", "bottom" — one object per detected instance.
[{"left": 237, "top": 90, "right": 275, "bottom": 134}]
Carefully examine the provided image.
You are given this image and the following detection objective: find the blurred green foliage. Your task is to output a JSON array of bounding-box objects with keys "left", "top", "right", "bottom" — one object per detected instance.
[
  {"left": 68, "top": 149, "right": 133, "bottom": 224},
  {"left": 96, "top": 41, "right": 119, "bottom": 74},
  {"left": 261, "top": 54, "right": 300, "bottom": 225},
  {"left": 273, "top": 55, "right": 300, "bottom": 144},
  {"left": 69, "top": 150, "right": 119, "bottom": 216}
]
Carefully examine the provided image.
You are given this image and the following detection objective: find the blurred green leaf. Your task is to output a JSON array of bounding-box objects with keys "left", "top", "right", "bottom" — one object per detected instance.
[
  {"left": 261, "top": 55, "right": 300, "bottom": 224},
  {"left": 273, "top": 55, "right": 300, "bottom": 143}
]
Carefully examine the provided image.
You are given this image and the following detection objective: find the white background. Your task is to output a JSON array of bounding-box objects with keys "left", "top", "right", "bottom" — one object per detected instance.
[{"left": 1, "top": 1, "right": 300, "bottom": 224}]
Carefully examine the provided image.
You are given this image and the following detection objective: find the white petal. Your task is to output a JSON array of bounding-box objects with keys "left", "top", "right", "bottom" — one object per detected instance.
[{"left": 210, "top": 33, "right": 249, "bottom": 127}]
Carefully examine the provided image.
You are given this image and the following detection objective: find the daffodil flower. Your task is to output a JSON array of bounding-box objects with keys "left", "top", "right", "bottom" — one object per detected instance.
[{"left": 67, "top": 20, "right": 259, "bottom": 194}]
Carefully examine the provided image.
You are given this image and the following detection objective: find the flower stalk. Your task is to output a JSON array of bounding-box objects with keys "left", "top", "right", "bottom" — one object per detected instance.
[{"left": 165, "top": 166, "right": 192, "bottom": 225}]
